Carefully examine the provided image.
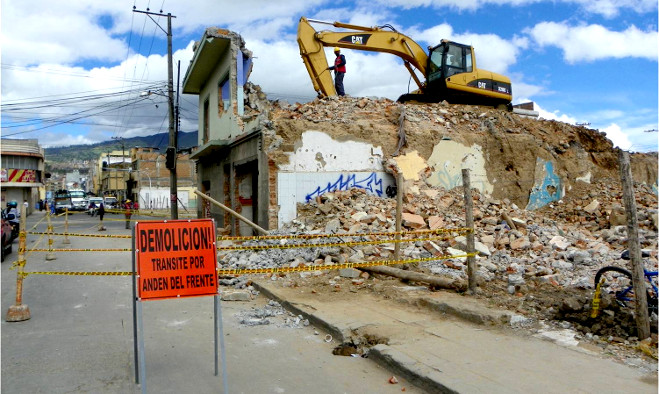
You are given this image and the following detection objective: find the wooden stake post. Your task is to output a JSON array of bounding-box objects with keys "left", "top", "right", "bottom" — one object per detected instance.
[
  {"left": 394, "top": 173, "right": 403, "bottom": 262},
  {"left": 462, "top": 169, "right": 477, "bottom": 293},
  {"left": 618, "top": 151, "right": 650, "bottom": 339},
  {"left": 6, "top": 204, "right": 31, "bottom": 322}
]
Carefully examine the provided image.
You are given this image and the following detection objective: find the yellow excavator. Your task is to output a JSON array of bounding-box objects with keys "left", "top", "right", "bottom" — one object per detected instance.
[{"left": 297, "top": 17, "right": 513, "bottom": 108}]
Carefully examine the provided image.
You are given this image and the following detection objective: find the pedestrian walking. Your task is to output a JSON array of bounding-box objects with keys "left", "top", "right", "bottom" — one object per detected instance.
[{"left": 98, "top": 203, "right": 106, "bottom": 231}]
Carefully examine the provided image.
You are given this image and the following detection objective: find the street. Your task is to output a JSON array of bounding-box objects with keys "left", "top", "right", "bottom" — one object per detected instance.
[{"left": 1, "top": 211, "right": 423, "bottom": 393}]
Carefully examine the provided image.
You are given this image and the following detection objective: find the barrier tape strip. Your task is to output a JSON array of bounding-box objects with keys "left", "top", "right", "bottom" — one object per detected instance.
[
  {"left": 27, "top": 231, "right": 131, "bottom": 239},
  {"left": 21, "top": 253, "right": 476, "bottom": 277},
  {"left": 27, "top": 248, "right": 132, "bottom": 252},
  {"left": 218, "top": 234, "right": 454, "bottom": 251},
  {"left": 25, "top": 233, "right": 454, "bottom": 253},
  {"left": 26, "top": 227, "right": 469, "bottom": 241},
  {"left": 25, "top": 271, "right": 133, "bottom": 276},
  {"left": 219, "top": 227, "right": 473, "bottom": 242}
]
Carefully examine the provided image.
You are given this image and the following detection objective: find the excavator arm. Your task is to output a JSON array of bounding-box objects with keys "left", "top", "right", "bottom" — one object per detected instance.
[{"left": 297, "top": 17, "right": 429, "bottom": 97}]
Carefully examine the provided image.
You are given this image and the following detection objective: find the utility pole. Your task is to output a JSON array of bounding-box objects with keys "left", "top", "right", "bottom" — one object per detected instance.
[{"left": 133, "top": 7, "right": 178, "bottom": 219}]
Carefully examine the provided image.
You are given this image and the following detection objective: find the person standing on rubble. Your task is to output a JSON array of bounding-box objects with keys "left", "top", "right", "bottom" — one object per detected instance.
[{"left": 328, "top": 47, "right": 346, "bottom": 96}]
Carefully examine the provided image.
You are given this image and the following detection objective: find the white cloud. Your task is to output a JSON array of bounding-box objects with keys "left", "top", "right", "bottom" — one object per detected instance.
[
  {"left": 0, "top": 1, "right": 129, "bottom": 66},
  {"left": 600, "top": 123, "right": 632, "bottom": 149},
  {"left": 527, "top": 22, "right": 658, "bottom": 63},
  {"left": 534, "top": 102, "right": 578, "bottom": 124},
  {"left": 373, "top": 0, "right": 657, "bottom": 17}
]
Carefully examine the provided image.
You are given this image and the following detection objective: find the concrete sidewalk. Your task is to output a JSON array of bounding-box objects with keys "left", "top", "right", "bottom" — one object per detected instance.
[{"left": 255, "top": 281, "right": 657, "bottom": 393}]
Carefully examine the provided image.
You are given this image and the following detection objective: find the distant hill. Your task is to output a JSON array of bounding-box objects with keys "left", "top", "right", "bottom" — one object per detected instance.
[{"left": 44, "top": 131, "right": 198, "bottom": 164}]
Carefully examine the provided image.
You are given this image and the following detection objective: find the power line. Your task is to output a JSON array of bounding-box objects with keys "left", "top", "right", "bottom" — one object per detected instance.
[
  {"left": 0, "top": 63, "right": 156, "bottom": 84},
  {"left": 2, "top": 97, "right": 150, "bottom": 136}
]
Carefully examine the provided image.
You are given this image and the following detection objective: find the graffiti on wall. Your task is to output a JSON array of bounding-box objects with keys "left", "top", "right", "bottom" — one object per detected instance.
[
  {"left": 526, "top": 158, "right": 562, "bottom": 210},
  {"left": 305, "top": 172, "right": 384, "bottom": 202},
  {"left": 433, "top": 162, "right": 492, "bottom": 194},
  {"left": 426, "top": 140, "right": 494, "bottom": 195}
]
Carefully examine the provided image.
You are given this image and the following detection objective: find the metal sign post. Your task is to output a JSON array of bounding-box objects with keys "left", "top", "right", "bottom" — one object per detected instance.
[
  {"left": 131, "top": 219, "right": 222, "bottom": 392},
  {"left": 215, "top": 294, "right": 229, "bottom": 392}
]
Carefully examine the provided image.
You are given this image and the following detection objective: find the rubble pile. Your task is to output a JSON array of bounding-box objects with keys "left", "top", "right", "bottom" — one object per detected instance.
[
  {"left": 237, "top": 94, "right": 658, "bottom": 341},
  {"left": 222, "top": 181, "right": 656, "bottom": 288},
  {"left": 234, "top": 300, "right": 311, "bottom": 328},
  {"left": 220, "top": 176, "right": 657, "bottom": 338},
  {"left": 268, "top": 96, "right": 658, "bottom": 208}
]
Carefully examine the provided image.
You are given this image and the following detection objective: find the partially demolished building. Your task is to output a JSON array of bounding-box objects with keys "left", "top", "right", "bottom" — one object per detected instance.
[{"left": 183, "top": 28, "right": 658, "bottom": 236}]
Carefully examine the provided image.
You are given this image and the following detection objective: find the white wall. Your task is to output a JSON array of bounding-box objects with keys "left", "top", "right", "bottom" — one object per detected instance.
[
  {"left": 277, "top": 130, "right": 395, "bottom": 224},
  {"left": 138, "top": 188, "right": 189, "bottom": 210}
]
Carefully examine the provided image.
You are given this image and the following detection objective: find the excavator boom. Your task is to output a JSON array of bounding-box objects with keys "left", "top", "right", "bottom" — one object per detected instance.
[
  {"left": 297, "top": 17, "right": 512, "bottom": 107},
  {"left": 297, "top": 17, "right": 428, "bottom": 97}
]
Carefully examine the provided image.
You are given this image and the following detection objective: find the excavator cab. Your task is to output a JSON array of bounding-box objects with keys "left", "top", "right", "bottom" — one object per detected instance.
[{"left": 426, "top": 40, "right": 511, "bottom": 107}]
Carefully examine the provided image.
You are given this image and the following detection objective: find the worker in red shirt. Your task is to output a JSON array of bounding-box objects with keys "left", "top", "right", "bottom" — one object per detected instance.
[
  {"left": 328, "top": 47, "right": 346, "bottom": 96},
  {"left": 124, "top": 200, "right": 132, "bottom": 229}
]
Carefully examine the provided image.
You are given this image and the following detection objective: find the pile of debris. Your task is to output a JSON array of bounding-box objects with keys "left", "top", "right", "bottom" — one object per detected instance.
[
  {"left": 234, "top": 299, "right": 311, "bottom": 329},
  {"left": 266, "top": 96, "right": 657, "bottom": 211},
  {"left": 219, "top": 175, "right": 657, "bottom": 339}
]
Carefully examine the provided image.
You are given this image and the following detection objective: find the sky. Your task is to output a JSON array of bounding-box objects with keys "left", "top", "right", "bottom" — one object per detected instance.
[{"left": 1, "top": 0, "right": 657, "bottom": 153}]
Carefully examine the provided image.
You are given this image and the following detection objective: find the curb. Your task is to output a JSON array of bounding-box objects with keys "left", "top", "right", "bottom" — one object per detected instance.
[
  {"left": 416, "top": 296, "right": 515, "bottom": 326},
  {"left": 368, "top": 344, "right": 458, "bottom": 393},
  {"left": 252, "top": 281, "right": 349, "bottom": 343}
]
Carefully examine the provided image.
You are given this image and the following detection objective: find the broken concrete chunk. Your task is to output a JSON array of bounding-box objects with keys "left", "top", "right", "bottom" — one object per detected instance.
[
  {"left": 583, "top": 199, "right": 600, "bottom": 214},
  {"left": 339, "top": 268, "right": 361, "bottom": 278},
  {"left": 549, "top": 235, "right": 570, "bottom": 251},
  {"left": 428, "top": 215, "right": 444, "bottom": 230},
  {"left": 221, "top": 290, "right": 253, "bottom": 301},
  {"left": 401, "top": 212, "right": 426, "bottom": 229}
]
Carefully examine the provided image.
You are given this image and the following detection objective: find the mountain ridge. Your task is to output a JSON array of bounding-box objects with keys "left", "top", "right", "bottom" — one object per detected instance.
[{"left": 44, "top": 131, "right": 198, "bottom": 164}]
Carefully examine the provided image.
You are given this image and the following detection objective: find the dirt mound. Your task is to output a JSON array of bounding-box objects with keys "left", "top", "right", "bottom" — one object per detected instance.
[{"left": 268, "top": 96, "right": 657, "bottom": 208}]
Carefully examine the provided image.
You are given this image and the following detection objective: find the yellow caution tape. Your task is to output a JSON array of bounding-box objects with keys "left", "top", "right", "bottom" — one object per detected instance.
[
  {"left": 218, "top": 234, "right": 454, "bottom": 251},
  {"left": 217, "top": 253, "right": 476, "bottom": 276},
  {"left": 27, "top": 248, "right": 132, "bottom": 252},
  {"left": 22, "top": 253, "right": 475, "bottom": 277},
  {"left": 24, "top": 271, "right": 133, "bottom": 276},
  {"left": 590, "top": 278, "right": 604, "bottom": 318},
  {"left": 27, "top": 231, "right": 131, "bottom": 239},
  {"left": 219, "top": 227, "right": 472, "bottom": 242}
]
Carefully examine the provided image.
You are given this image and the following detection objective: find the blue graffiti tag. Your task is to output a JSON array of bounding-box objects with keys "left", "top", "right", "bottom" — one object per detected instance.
[
  {"left": 305, "top": 173, "right": 384, "bottom": 202},
  {"left": 526, "top": 159, "right": 562, "bottom": 210}
]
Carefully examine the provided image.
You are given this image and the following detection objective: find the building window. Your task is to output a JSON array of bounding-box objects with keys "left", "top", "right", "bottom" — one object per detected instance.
[
  {"left": 218, "top": 74, "right": 230, "bottom": 115},
  {"left": 203, "top": 98, "right": 210, "bottom": 143}
]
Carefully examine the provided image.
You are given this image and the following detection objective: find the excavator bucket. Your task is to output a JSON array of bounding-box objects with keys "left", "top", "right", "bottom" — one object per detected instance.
[{"left": 297, "top": 17, "right": 336, "bottom": 97}]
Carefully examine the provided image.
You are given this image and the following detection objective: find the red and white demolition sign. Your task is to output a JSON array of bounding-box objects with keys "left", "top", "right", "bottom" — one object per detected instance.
[{"left": 135, "top": 219, "right": 217, "bottom": 300}]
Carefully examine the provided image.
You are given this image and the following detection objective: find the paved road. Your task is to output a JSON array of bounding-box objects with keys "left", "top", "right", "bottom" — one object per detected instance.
[{"left": 2, "top": 211, "right": 423, "bottom": 393}]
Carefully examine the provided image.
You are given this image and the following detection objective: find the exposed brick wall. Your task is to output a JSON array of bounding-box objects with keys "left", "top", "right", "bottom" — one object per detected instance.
[{"left": 267, "top": 158, "right": 279, "bottom": 229}]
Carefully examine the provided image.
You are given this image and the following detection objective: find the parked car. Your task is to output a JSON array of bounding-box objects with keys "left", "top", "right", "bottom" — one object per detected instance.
[
  {"left": 1, "top": 212, "right": 13, "bottom": 262},
  {"left": 104, "top": 196, "right": 119, "bottom": 212}
]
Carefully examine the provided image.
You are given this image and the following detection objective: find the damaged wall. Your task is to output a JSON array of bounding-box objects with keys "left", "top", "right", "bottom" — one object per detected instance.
[
  {"left": 265, "top": 97, "right": 657, "bottom": 227},
  {"left": 276, "top": 130, "right": 395, "bottom": 223},
  {"left": 426, "top": 140, "right": 493, "bottom": 195}
]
